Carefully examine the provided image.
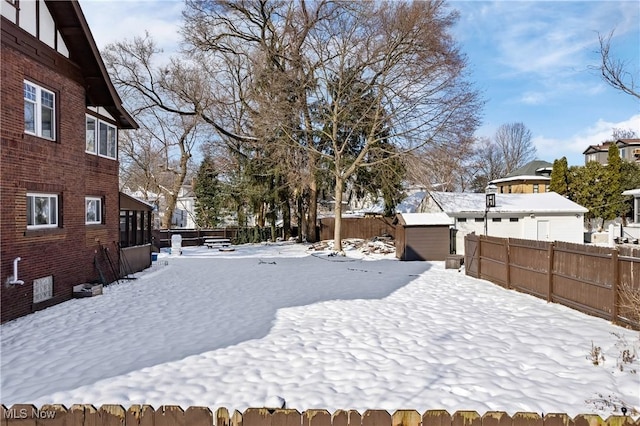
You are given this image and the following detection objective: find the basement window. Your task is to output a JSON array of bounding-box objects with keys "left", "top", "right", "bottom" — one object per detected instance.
[{"left": 33, "top": 276, "right": 53, "bottom": 303}]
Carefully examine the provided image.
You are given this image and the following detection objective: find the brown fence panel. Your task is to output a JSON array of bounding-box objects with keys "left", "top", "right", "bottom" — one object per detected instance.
[
  {"left": 392, "top": 410, "right": 421, "bottom": 426},
  {"left": 464, "top": 234, "right": 480, "bottom": 278},
  {"left": 479, "top": 237, "right": 508, "bottom": 287},
  {"left": 3, "top": 406, "right": 640, "bottom": 426},
  {"left": 617, "top": 246, "right": 640, "bottom": 327},
  {"left": 507, "top": 238, "right": 551, "bottom": 299},
  {"left": 464, "top": 235, "right": 639, "bottom": 329},
  {"left": 319, "top": 217, "right": 396, "bottom": 241},
  {"left": 552, "top": 242, "right": 614, "bottom": 320},
  {"left": 482, "top": 412, "right": 511, "bottom": 426}
]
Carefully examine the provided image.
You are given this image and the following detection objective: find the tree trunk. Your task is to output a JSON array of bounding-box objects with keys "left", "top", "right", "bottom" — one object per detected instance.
[
  {"left": 282, "top": 196, "right": 291, "bottom": 240},
  {"left": 333, "top": 176, "right": 344, "bottom": 253},
  {"left": 306, "top": 178, "right": 318, "bottom": 243}
]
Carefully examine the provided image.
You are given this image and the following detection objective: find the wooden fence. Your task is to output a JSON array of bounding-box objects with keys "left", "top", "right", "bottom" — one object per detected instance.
[
  {"left": 2, "top": 405, "right": 637, "bottom": 426},
  {"left": 464, "top": 234, "right": 640, "bottom": 329},
  {"left": 319, "top": 217, "right": 396, "bottom": 241}
]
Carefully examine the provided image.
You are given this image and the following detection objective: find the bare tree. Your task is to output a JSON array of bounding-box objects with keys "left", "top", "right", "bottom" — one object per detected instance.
[
  {"left": 597, "top": 30, "right": 640, "bottom": 100},
  {"left": 494, "top": 122, "right": 536, "bottom": 175}
]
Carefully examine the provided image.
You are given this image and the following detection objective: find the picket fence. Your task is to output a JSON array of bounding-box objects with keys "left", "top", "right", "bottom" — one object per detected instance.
[{"left": 2, "top": 405, "right": 638, "bottom": 426}]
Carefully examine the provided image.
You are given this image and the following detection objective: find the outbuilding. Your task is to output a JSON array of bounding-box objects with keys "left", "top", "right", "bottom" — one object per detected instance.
[
  {"left": 394, "top": 213, "right": 454, "bottom": 261},
  {"left": 419, "top": 191, "right": 588, "bottom": 255}
]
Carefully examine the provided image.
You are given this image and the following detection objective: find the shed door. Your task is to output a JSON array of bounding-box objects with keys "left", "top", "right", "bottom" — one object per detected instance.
[{"left": 537, "top": 220, "right": 549, "bottom": 241}]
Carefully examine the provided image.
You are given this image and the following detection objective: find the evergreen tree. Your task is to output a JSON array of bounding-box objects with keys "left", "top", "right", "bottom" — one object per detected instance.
[
  {"left": 194, "top": 156, "right": 222, "bottom": 229},
  {"left": 603, "top": 144, "right": 624, "bottom": 220},
  {"left": 549, "top": 157, "right": 569, "bottom": 195},
  {"left": 569, "top": 162, "right": 608, "bottom": 228}
]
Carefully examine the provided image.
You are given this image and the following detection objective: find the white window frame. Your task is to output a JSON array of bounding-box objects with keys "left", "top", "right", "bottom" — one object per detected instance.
[
  {"left": 24, "top": 80, "right": 56, "bottom": 140},
  {"left": 85, "top": 197, "right": 103, "bottom": 225},
  {"left": 33, "top": 276, "right": 54, "bottom": 303},
  {"left": 27, "top": 193, "right": 59, "bottom": 229},
  {"left": 86, "top": 115, "right": 117, "bottom": 159},
  {"left": 86, "top": 115, "right": 97, "bottom": 154}
]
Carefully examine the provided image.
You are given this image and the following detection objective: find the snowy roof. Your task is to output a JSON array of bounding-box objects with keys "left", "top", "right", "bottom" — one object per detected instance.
[
  {"left": 397, "top": 212, "right": 454, "bottom": 226},
  {"left": 622, "top": 188, "right": 640, "bottom": 196},
  {"left": 489, "top": 160, "right": 552, "bottom": 184},
  {"left": 429, "top": 191, "right": 588, "bottom": 214}
]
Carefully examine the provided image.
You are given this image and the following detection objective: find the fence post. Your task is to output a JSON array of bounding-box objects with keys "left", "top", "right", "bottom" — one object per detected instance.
[
  {"left": 547, "top": 242, "right": 555, "bottom": 303},
  {"left": 504, "top": 238, "right": 510, "bottom": 289},
  {"left": 612, "top": 248, "right": 619, "bottom": 324},
  {"left": 478, "top": 235, "right": 482, "bottom": 279}
]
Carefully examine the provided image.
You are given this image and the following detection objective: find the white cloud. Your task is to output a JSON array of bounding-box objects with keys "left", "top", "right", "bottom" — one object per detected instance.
[
  {"left": 80, "top": 0, "right": 184, "bottom": 52},
  {"left": 519, "top": 91, "right": 546, "bottom": 105}
]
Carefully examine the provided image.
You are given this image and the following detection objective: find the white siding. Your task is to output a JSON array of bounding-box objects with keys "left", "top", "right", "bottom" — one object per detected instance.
[
  {"left": 20, "top": 0, "right": 37, "bottom": 36},
  {"left": 453, "top": 213, "right": 584, "bottom": 255},
  {"left": 39, "top": 1, "right": 56, "bottom": 49},
  {"left": 1, "top": 1, "right": 18, "bottom": 22}
]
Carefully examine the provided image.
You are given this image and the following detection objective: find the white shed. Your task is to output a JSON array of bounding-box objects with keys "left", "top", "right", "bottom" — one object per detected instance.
[{"left": 420, "top": 192, "right": 588, "bottom": 255}]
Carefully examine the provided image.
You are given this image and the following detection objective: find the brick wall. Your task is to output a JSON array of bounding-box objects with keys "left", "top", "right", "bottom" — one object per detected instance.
[{"left": 0, "top": 43, "right": 120, "bottom": 323}]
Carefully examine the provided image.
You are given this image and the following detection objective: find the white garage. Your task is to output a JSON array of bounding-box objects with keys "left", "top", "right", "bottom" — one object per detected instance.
[{"left": 419, "top": 192, "right": 588, "bottom": 255}]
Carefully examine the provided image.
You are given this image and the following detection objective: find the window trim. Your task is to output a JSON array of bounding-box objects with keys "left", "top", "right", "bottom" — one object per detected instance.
[
  {"left": 24, "top": 80, "right": 56, "bottom": 140},
  {"left": 85, "top": 197, "right": 104, "bottom": 225},
  {"left": 27, "top": 193, "right": 59, "bottom": 229},
  {"left": 86, "top": 115, "right": 97, "bottom": 154}
]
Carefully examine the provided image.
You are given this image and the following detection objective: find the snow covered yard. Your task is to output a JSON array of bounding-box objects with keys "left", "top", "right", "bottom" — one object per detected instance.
[{"left": 1, "top": 242, "right": 638, "bottom": 416}]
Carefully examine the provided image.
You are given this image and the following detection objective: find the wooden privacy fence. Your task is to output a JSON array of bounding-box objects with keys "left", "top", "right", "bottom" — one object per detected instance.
[
  {"left": 464, "top": 234, "right": 640, "bottom": 329},
  {"left": 319, "top": 217, "right": 396, "bottom": 241},
  {"left": 2, "top": 405, "right": 637, "bottom": 426}
]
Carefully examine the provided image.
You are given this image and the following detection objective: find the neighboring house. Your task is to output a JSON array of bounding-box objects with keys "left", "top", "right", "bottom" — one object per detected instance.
[
  {"left": 419, "top": 192, "right": 588, "bottom": 255},
  {"left": 617, "top": 139, "right": 640, "bottom": 164},
  {"left": 489, "top": 160, "right": 553, "bottom": 194},
  {"left": 583, "top": 139, "right": 640, "bottom": 165},
  {"left": 583, "top": 142, "right": 613, "bottom": 165},
  {"left": 1, "top": 0, "right": 137, "bottom": 322},
  {"left": 622, "top": 188, "right": 640, "bottom": 241},
  {"left": 173, "top": 185, "right": 197, "bottom": 229}
]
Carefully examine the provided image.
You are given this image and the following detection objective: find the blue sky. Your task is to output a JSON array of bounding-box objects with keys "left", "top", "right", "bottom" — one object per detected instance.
[{"left": 81, "top": 0, "right": 640, "bottom": 166}]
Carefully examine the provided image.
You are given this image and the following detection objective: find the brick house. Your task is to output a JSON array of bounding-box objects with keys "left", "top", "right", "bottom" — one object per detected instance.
[
  {"left": 488, "top": 160, "right": 553, "bottom": 194},
  {"left": 1, "top": 0, "right": 137, "bottom": 322}
]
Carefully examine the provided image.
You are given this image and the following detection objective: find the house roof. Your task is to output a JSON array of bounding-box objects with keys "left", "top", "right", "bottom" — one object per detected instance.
[
  {"left": 120, "top": 192, "right": 155, "bottom": 211},
  {"left": 428, "top": 191, "right": 588, "bottom": 214},
  {"left": 395, "top": 212, "right": 453, "bottom": 226},
  {"left": 582, "top": 141, "right": 613, "bottom": 155},
  {"left": 489, "top": 160, "right": 552, "bottom": 184},
  {"left": 44, "top": 1, "right": 137, "bottom": 129},
  {"left": 616, "top": 138, "right": 640, "bottom": 147}
]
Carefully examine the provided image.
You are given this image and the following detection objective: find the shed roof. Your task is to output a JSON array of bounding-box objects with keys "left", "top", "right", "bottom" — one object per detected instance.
[
  {"left": 428, "top": 191, "right": 588, "bottom": 214},
  {"left": 396, "top": 212, "right": 454, "bottom": 226}
]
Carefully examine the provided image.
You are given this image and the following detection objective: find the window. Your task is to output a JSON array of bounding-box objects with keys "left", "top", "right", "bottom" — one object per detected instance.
[
  {"left": 33, "top": 276, "right": 53, "bottom": 303},
  {"left": 86, "top": 116, "right": 97, "bottom": 154},
  {"left": 85, "top": 197, "right": 103, "bottom": 224},
  {"left": 99, "top": 121, "right": 117, "bottom": 158},
  {"left": 457, "top": 217, "right": 467, "bottom": 223},
  {"left": 533, "top": 184, "right": 539, "bottom": 193},
  {"left": 24, "top": 81, "right": 55, "bottom": 140},
  {"left": 475, "top": 217, "right": 484, "bottom": 222},
  {"left": 86, "top": 115, "right": 117, "bottom": 159},
  {"left": 492, "top": 218, "right": 502, "bottom": 222},
  {"left": 27, "top": 193, "right": 58, "bottom": 228},
  {"left": 509, "top": 218, "right": 519, "bottom": 222}
]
